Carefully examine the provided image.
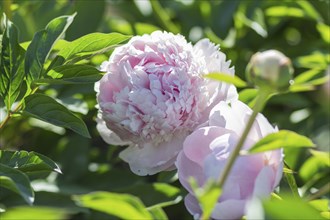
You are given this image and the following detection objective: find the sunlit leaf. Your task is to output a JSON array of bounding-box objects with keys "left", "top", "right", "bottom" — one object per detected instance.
[
  {"left": 33, "top": 64, "right": 103, "bottom": 85},
  {"left": 296, "top": 1, "right": 322, "bottom": 21},
  {"left": 148, "top": 207, "right": 168, "bottom": 220},
  {"left": 0, "top": 14, "right": 25, "bottom": 110},
  {"left": 289, "top": 84, "right": 315, "bottom": 93},
  {"left": 284, "top": 163, "right": 300, "bottom": 198},
  {"left": 189, "top": 178, "right": 221, "bottom": 220},
  {"left": 295, "top": 53, "right": 330, "bottom": 69},
  {"left": 294, "top": 69, "right": 325, "bottom": 84},
  {"left": 23, "top": 94, "right": 90, "bottom": 138},
  {"left": 205, "top": 72, "right": 248, "bottom": 88},
  {"left": 239, "top": 88, "right": 258, "bottom": 106},
  {"left": 0, "top": 164, "right": 34, "bottom": 205},
  {"left": 25, "top": 14, "right": 76, "bottom": 83},
  {"left": 248, "top": 130, "right": 315, "bottom": 154},
  {"left": 309, "top": 199, "right": 330, "bottom": 212},
  {"left": 266, "top": 6, "right": 305, "bottom": 18},
  {"left": 0, "top": 150, "right": 61, "bottom": 174},
  {"left": 317, "top": 23, "right": 330, "bottom": 44},
  {"left": 49, "top": 32, "right": 131, "bottom": 69},
  {"left": 263, "top": 196, "right": 325, "bottom": 220},
  {"left": 1, "top": 206, "right": 69, "bottom": 220},
  {"left": 300, "top": 150, "right": 330, "bottom": 183},
  {"left": 236, "top": 11, "right": 267, "bottom": 37},
  {"left": 74, "top": 191, "right": 153, "bottom": 219}
]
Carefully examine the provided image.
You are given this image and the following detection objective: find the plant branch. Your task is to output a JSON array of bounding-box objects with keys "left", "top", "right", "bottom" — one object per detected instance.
[
  {"left": 306, "top": 183, "right": 330, "bottom": 201},
  {"left": 216, "top": 90, "right": 271, "bottom": 187},
  {"left": 0, "top": 87, "right": 38, "bottom": 130}
]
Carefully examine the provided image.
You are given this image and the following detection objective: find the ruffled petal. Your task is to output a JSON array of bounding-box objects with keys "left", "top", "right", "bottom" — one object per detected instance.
[
  {"left": 96, "top": 116, "right": 131, "bottom": 146},
  {"left": 119, "top": 133, "right": 186, "bottom": 175}
]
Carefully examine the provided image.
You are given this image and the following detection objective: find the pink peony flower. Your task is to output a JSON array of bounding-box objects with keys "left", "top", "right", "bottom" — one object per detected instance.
[
  {"left": 176, "top": 100, "right": 283, "bottom": 219},
  {"left": 95, "top": 31, "right": 238, "bottom": 175}
]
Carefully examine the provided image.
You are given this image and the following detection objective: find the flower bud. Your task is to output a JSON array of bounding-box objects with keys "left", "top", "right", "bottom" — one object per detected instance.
[{"left": 246, "top": 50, "right": 293, "bottom": 92}]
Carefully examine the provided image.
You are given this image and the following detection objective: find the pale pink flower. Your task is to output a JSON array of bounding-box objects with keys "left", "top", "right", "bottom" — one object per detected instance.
[
  {"left": 176, "top": 100, "right": 283, "bottom": 219},
  {"left": 95, "top": 31, "right": 237, "bottom": 175}
]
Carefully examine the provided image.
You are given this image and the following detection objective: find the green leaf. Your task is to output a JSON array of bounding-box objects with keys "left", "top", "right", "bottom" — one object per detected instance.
[
  {"left": 33, "top": 64, "right": 103, "bottom": 85},
  {"left": 23, "top": 94, "right": 90, "bottom": 138},
  {"left": 263, "top": 196, "right": 325, "bottom": 220},
  {"left": 0, "top": 150, "right": 61, "bottom": 174},
  {"left": 310, "top": 150, "right": 330, "bottom": 167},
  {"left": 284, "top": 163, "right": 300, "bottom": 198},
  {"left": 25, "top": 14, "right": 76, "bottom": 83},
  {"left": 189, "top": 178, "right": 222, "bottom": 220},
  {"left": 266, "top": 6, "right": 306, "bottom": 18},
  {"left": 1, "top": 206, "right": 69, "bottom": 220},
  {"left": 309, "top": 200, "right": 330, "bottom": 212},
  {"left": 118, "top": 182, "right": 182, "bottom": 209},
  {"left": 205, "top": 72, "right": 248, "bottom": 88},
  {"left": 0, "top": 164, "right": 34, "bottom": 205},
  {"left": 49, "top": 32, "right": 131, "bottom": 68},
  {"left": 295, "top": 52, "right": 330, "bottom": 69},
  {"left": 74, "top": 191, "right": 153, "bottom": 219},
  {"left": 248, "top": 130, "right": 315, "bottom": 154},
  {"left": 296, "top": 1, "right": 322, "bottom": 21},
  {"left": 239, "top": 88, "right": 258, "bottom": 106},
  {"left": 299, "top": 150, "right": 330, "bottom": 183},
  {"left": 294, "top": 69, "right": 325, "bottom": 84},
  {"left": 148, "top": 207, "right": 168, "bottom": 220},
  {"left": 317, "top": 23, "right": 330, "bottom": 44},
  {"left": 0, "top": 14, "right": 25, "bottom": 110}
]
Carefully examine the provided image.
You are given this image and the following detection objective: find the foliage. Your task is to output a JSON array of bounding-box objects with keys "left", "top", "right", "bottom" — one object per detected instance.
[{"left": 0, "top": 0, "right": 329, "bottom": 219}]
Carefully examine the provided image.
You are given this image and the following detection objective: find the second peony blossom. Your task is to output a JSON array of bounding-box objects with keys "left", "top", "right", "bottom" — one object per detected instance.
[
  {"left": 176, "top": 100, "right": 283, "bottom": 219},
  {"left": 95, "top": 31, "right": 238, "bottom": 175}
]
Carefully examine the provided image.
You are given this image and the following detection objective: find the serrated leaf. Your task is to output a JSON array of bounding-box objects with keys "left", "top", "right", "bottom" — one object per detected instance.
[
  {"left": 49, "top": 32, "right": 131, "bottom": 68},
  {"left": 248, "top": 130, "right": 315, "bottom": 154},
  {"left": 33, "top": 64, "right": 102, "bottom": 85},
  {"left": 23, "top": 94, "right": 90, "bottom": 138},
  {"left": 25, "top": 14, "right": 76, "bottom": 83},
  {"left": 205, "top": 72, "right": 248, "bottom": 88},
  {"left": 73, "top": 191, "right": 152, "bottom": 219},
  {"left": 0, "top": 164, "right": 34, "bottom": 205},
  {"left": 0, "top": 150, "right": 61, "bottom": 174},
  {"left": 0, "top": 14, "right": 25, "bottom": 110}
]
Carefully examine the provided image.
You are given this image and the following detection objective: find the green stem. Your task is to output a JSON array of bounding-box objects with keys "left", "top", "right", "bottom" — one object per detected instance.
[
  {"left": 0, "top": 87, "right": 38, "bottom": 130},
  {"left": 216, "top": 90, "right": 271, "bottom": 187},
  {"left": 306, "top": 183, "right": 330, "bottom": 201}
]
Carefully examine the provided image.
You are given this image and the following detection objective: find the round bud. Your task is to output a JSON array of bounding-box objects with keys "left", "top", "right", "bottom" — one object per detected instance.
[{"left": 246, "top": 50, "right": 293, "bottom": 92}]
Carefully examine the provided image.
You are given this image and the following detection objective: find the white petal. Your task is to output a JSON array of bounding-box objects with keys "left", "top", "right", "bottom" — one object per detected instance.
[
  {"left": 119, "top": 133, "right": 186, "bottom": 175},
  {"left": 96, "top": 116, "right": 131, "bottom": 146}
]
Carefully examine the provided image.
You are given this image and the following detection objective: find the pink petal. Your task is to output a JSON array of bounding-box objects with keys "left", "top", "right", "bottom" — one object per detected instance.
[{"left": 212, "top": 200, "right": 246, "bottom": 220}]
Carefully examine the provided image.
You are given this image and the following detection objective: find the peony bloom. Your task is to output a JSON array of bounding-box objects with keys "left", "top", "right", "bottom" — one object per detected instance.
[
  {"left": 95, "top": 31, "right": 238, "bottom": 175},
  {"left": 176, "top": 100, "right": 283, "bottom": 219}
]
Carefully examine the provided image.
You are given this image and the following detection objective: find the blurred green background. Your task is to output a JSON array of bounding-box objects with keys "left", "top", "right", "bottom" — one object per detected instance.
[{"left": 1, "top": 0, "right": 329, "bottom": 219}]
